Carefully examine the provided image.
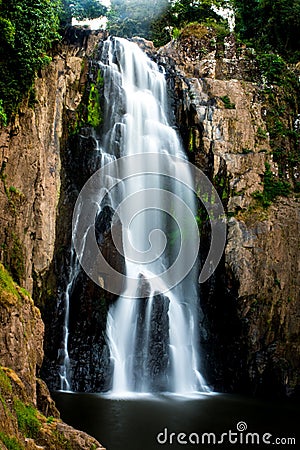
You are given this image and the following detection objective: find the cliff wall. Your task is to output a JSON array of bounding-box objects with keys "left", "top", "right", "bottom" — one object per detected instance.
[
  {"left": 158, "top": 28, "right": 300, "bottom": 397},
  {"left": 0, "top": 29, "right": 106, "bottom": 449}
]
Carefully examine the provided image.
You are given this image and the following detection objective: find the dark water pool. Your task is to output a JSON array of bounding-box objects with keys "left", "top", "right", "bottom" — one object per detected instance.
[{"left": 52, "top": 391, "right": 298, "bottom": 450}]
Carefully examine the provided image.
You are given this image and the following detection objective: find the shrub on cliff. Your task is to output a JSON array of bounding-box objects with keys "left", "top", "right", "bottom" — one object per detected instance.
[{"left": 0, "top": 0, "right": 61, "bottom": 120}]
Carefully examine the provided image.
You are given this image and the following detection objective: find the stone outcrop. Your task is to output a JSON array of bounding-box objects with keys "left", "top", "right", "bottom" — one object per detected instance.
[
  {"left": 0, "top": 30, "right": 107, "bottom": 449},
  {"left": 0, "top": 29, "right": 107, "bottom": 294},
  {"left": 158, "top": 28, "right": 300, "bottom": 397},
  {"left": 0, "top": 263, "right": 105, "bottom": 449}
]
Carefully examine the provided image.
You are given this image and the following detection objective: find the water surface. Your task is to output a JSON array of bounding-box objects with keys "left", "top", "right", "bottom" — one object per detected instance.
[{"left": 53, "top": 391, "right": 298, "bottom": 449}]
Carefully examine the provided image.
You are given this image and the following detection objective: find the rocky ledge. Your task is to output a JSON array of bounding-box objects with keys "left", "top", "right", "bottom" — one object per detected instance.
[{"left": 0, "top": 264, "right": 105, "bottom": 449}]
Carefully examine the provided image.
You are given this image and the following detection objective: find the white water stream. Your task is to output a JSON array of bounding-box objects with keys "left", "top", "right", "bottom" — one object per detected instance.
[
  {"left": 59, "top": 37, "right": 209, "bottom": 394},
  {"left": 98, "top": 38, "right": 209, "bottom": 395}
]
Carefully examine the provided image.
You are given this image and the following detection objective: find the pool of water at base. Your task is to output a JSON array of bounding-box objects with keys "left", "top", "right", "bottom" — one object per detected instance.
[{"left": 52, "top": 391, "right": 299, "bottom": 450}]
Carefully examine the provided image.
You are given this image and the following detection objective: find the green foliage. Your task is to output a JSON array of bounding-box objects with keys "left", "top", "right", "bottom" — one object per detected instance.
[
  {"left": 170, "top": 0, "right": 225, "bottom": 28},
  {"left": 0, "top": 262, "right": 20, "bottom": 304},
  {"left": 0, "top": 99, "right": 7, "bottom": 127},
  {"left": 14, "top": 399, "right": 41, "bottom": 439},
  {"left": 234, "top": 0, "right": 300, "bottom": 63},
  {"left": 180, "top": 22, "right": 209, "bottom": 40},
  {"left": 87, "top": 83, "right": 102, "bottom": 128},
  {"left": 0, "top": 367, "right": 13, "bottom": 394},
  {"left": 108, "top": 0, "right": 227, "bottom": 44},
  {"left": 46, "top": 415, "right": 55, "bottom": 424},
  {"left": 0, "top": 16, "right": 15, "bottom": 47},
  {"left": 257, "top": 126, "right": 267, "bottom": 139},
  {"left": 220, "top": 95, "right": 235, "bottom": 109},
  {"left": 258, "top": 53, "right": 288, "bottom": 85},
  {"left": 61, "top": 0, "right": 107, "bottom": 26},
  {"left": 0, "top": 432, "right": 24, "bottom": 450},
  {"left": 52, "top": 431, "right": 73, "bottom": 450},
  {"left": 0, "top": 0, "right": 61, "bottom": 119},
  {"left": 252, "top": 162, "right": 291, "bottom": 207},
  {"left": 108, "top": 0, "right": 170, "bottom": 40},
  {"left": 172, "top": 27, "right": 181, "bottom": 40},
  {"left": 258, "top": 61, "right": 300, "bottom": 190},
  {"left": 9, "top": 186, "right": 21, "bottom": 195}
]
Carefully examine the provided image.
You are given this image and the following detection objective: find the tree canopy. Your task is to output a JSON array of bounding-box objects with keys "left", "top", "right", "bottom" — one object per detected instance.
[
  {"left": 233, "top": 0, "right": 300, "bottom": 63},
  {"left": 107, "top": 0, "right": 170, "bottom": 41},
  {"left": 61, "top": 0, "right": 108, "bottom": 27},
  {"left": 0, "top": 0, "right": 108, "bottom": 122},
  {"left": 0, "top": 0, "right": 61, "bottom": 121},
  {"left": 107, "top": 0, "right": 227, "bottom": 45}
]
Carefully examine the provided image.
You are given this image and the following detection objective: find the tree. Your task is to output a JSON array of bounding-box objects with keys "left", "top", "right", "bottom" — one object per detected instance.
[
  {"left": 0, "top": 0, "right": 61, "bottom": 118},
  {"left": 108, "top": 0, "right": 228, "bottom": 44},
  {"left": 233, "top": 0, "right": 300, "bottom": 62},
  {"left": 61, "top": 0, "right": 108, "bottom": 27},
  {"left": 108, "top": 0, "right": 170, "bottom": 40},
  {"left": 170, "top": 0, "right": 225, "bottom": 27}
]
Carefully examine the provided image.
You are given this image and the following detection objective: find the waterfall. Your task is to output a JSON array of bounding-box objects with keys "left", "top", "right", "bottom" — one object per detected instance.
[
  {"left": 95, "top": 37, "right": 209, "bottom": 395},
  {"left": 58, "top": 245, "right": 79, "bottom": 391}
]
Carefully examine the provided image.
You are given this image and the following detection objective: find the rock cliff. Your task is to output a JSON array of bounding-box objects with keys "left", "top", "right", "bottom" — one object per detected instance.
[
  {"left": 158, "top": 26, "right": 300, "bottom": 397},
  {"left": 0, "top": 29, "right": 106, "bottom": 449},
  {"left": 0, "top": 263, "right": 104, "bottom": 449},
  {"left": 0, "top": 28, "right": 299, "bottom": 450}
]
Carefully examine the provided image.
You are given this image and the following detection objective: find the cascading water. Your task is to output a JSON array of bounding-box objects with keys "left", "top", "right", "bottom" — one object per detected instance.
[
  {"left": 95, "top": 37, "right": 210, "bottom": 395},
  {"left": 58, "top": 244, "right": 79, "bottom": 391}
]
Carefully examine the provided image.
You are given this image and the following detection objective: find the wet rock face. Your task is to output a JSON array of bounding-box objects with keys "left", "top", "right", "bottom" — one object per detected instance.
[
  {"left": 0, "top": 264, "right": 105, "bottom": 449},
  {"left": 158, "top": 31, "right": 300, "bottom": 398},
  {"left": 41, "top": 127, "right": 124, "bottom": 392},
  {"left": 0, "top": 268, "right": 44, "bottom": 402},
  {"left": 0, "top": 29, "right": 107, "bottom": 296},
  {"left": 133, "top": 293, "right": 171, "bottom": 392}
]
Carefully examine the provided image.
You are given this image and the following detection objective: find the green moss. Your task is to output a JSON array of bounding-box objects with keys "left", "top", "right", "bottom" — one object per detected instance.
[
  {"left": 0, "top": 394, "right": 7, "bottom": 414},
  {"left": 0, "top": 99, "right": 8, "bottom": 127},
  {"left": 0, "top": 367, "right": 13, "bottom": 394},
  {"left": 0, "top": 432, "right": 24, "bottom": 450},
  {"left": 14, "top": 399, "right": 41, "bottom": 439},
  {"left": 214, "top": 171, "right": 230, "bottom": 205},
  {"left": 9, "top": 186, "right": 23, "bottom": 196},
  {"left": 46, "top": 416, "right": 55, "bottom": 424},
  {"left": 220, "top": 95, "right": 235, "bottom": 109},
  {"left": 87, "top": 83, "right": 102, "bottom": 129},
  {"left": 52, "top": 431, "right": 73, "bottom": 450},
  {"left": 257, "top": 126, "right": 268, "bottom": 139},
  {"left": 19, "top": 287, "right": 30, "bottom": 299},
  {"left": 252, "top": 162, "right": 291, "bottom": 207},
  {"left": 180, "top": 23, "right": 209, "bottom": 40},
  {"left": 188, "top": 128, "right": 194, "bottom": 152},
  {"left": 172, "top": 27, "right": 181, "bottom": 40},
  {"left": 96, "top": 69, "right": 104, "bottom": 87},
  {"left": 0, "top": 263, "right": 20, "bottom": 305}
]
